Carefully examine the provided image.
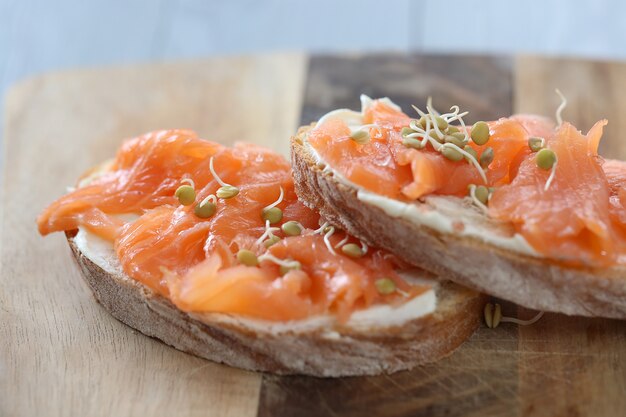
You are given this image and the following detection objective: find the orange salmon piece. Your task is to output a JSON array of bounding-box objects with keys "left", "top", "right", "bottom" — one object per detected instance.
[
  {"left": 39, "top": 128, "right": 430, "bottom": 321},
  {"left": 489, "top": 121, "right": 615, "bottom": 265},
  {"left": 307, "top": 117, "right": 412, "bottom": 198}
]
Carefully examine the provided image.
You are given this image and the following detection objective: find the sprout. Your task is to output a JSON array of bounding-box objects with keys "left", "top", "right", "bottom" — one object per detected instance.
[
  {"left": 175, "top": 185, "right": 196, "bottom": 206},
  {"left": 479, "top": 147, "right": 494, "bottom": 168},
  {"left": 528, "top": 136, "right": 545, "bottom": 152},
  {"left": 262, "top": 207, "right": 283, "bottom": 224},
  {"left": 210, "top": 157, "right": 239, "bottom": 198},
  {"left": 323, "top": 226, "right": 337, "bottom": 256},
  {"left": 463, "top": 145, "right": 478, "bottom": 162},
  {"left": 334, "top": 235, "right": 349, "bottom": 249},
  {"left": 255, "top": 219, "right": 280, "bottom": 246},
  {"left": 401, "top": 127, "right": 415, "bottom": 137},
  {"left": 237, "top": 249, "right": 258, "bottom": 266},
  {"left": 536, "top": 149, "right": 557, "bottom": 170},
  {"left": 279, "top": 261, "right": 301, "bottom": 275},
  {"left": 433, "top": 115, "right": 448, "bottom": 130},
  {"left": 474, "top": 185, "right": 489, "bottom": 205},
  {"left": 180, "top": 178, "right": 195, "bottom": 188},
  {"left": 194, "top": 195, "right": 217, "bottom": 218},
  {"left": 281, "top": 221, "right": 303, "bottom": 236},
  {"left": 484, "top": 303, "right": 500, "bottom": 328},
  {"left": 443, "top": 134, "right": 466, "bottom": 148},
  {"left": 555, "top": 89, "right": 567, "bottom": 127},
  {"left": 402, "top": 137, "right": 425, "bottom": 149},
  {"left": 470, "top": 121, "right": 490, "bottom": 145},
  {"left": 544, "top": 159, "right": 558, "bottom": 191},
  {"left": 258, "top": 252, "right": 301, "bottom": 274},
  {"left": 403, "top": 100, "right": 487, "bottom": 183},
  {"left": 262, "top": 186, "right": 284, "bottom": 224},
  {"left": 341, "top": 243, "right": 364, "bottom": 258},
  {"left": 375, "top": 278, "right": 396, "bottom": 295},
  {"left": 350, "top": 130, "right": 370, "bottom": 144},
  {"left": 468, "top": 184, "right": 489, "bottom": 214},
  {"left": 263, "top": 235, "right": 281, "bottom": 247},
  {"left": 441, "top": 145, "right": 464, "bottom": 162},
  {"left": 216, "top": 185, "right": 239, "bottom": 199},
  {"left": 535, "top": 147, "right": 557, "bottom": 191},
  {"left": 484, "top": 302, "right": 544, "bottom": 329}
]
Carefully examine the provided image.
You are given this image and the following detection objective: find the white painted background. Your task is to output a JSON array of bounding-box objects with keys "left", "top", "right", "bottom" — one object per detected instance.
[{"left": 1, "top": 0, "right": 625, "bottom": 118}]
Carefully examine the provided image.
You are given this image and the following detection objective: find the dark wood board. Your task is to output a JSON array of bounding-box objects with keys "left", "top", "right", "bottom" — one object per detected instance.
[{"left": 263, "top": 54, "right": 626, "bottom": 417}]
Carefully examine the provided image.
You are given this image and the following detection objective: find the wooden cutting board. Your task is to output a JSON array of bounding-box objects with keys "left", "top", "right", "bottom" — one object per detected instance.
[{"left": 2, "top": 53, "right": 625, "bottom": 417}]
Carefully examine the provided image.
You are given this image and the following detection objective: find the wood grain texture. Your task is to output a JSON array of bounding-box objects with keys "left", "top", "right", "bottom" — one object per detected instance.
[
  {"left": 259, "top": 54, "right": 626, "bottom": 417},
  {"left": 515, "top": 56, "right": 626, "bottom": 159},
  {"left": 299, "top": 53, "right": 512, "bottom": 126},
  {"left": 259, "top": 54, "right": 518, "bottom": 417},
  {"left": 514, "top": 56, "right": 626, "bottom": 417},
  {"left": 2, "top": 53, "right": 625, "bottom": 417},
  {"left": 0, "top": 53, "right": 307, "bottom": 417},
  {"left": 259, "top": 317, "right": 523, "bottom": 417}
]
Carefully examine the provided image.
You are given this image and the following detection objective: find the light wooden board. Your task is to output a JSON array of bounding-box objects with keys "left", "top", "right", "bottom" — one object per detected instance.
[
  {"left": 1, "top": 53, "right": 307, "bottom": 417},
  {"left": 2, "top": 53, "right": 625, "bottom": 417}
]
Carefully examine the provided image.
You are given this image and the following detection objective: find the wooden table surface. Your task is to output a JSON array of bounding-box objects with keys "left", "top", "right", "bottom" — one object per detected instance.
[{"left": 2, "top": 53, "right": 625, "bottom": 417}]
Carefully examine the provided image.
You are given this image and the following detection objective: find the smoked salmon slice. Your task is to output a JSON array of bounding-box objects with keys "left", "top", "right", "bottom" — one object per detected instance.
[
  {"left": 38, "top": 129, "right": 430, "bottom": 322},
  {"left": 489, "top": 121, "right": 615, "bottom": 265},
  {"left": 306, "top": 96, "right": 626, "bottom": 267}
]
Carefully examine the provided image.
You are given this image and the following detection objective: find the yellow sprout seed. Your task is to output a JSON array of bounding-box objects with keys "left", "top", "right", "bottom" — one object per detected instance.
[
  {"left": 441, "top": 146, "right": 464, "bottom": 162},
  {"left": 474, "top": 185, "right": 489, "bottom": 205},
  {"left": 528, "top": 136, "right": 545, "bottom": 152},
  {"left": 263, "top": 235, "right": 280, "bottom": 248},
  {"left": 375, "top": 278, "right": 397, "bottom": 295},
  {"left": 216, "top": 185, "right": 239, "bottom": 199},
  {"left": 446, "top": 126, "right": 460, "bottom": 134},
  {"left": 484, "top": 302, "right": 503, "bottom": 328},
  {"left": 464, "top": 145, "right": 478, "bottom": 162},
  {"left": 451, "top": 132, "right": 466, "bottom": 141},
  {"left": 479, "top": 147, "right": 494, "bottom": 168},
  {"left": 262, "top": 207, "right": 283, "bottom": 224},
  {"left": 493, "top": 303, "right": 502, "bottom": 328},
  {"left": 536, "top": 148, "right": 556, "bottom": 170},
  {"left": 429, "top": 130, "right": 444, "bottom": 143},
  {"left": 281, "top": 221, "right": 302, "bottom": 236},
  {"left": 434, "top": 115, "right": 448, "bottom": 130},
  {"left": 403, "top": 137, "right": 424, "bottom": 149},
  {"left": 175, "top": 185, "right": 196, "bottom": 206},
  {"left": 471, "top": 121, "right": 490, "bottom": 145},
  {"left": 341, "top": 243, "right": 364, "bottom": 258},
  {"left": 350, "top": 130, "right": 370, "bottom": 144},
  {"left": 484, "top": 303, "right": 494, "bottom": 328},
  {"left": 194, "top": 201, "right": 217, "bottom": 219},
  {"left": 444, "top": 135, "right": 465, "bottom": 148},
  {"left": 279, "top": 261, "right": 301, "bottom": 275},
  {"left": 401, "top": 127, "right": 415, "bottom": 137},
  {"left": 237, "top": 249, "right": 258, "bottom": 266}
]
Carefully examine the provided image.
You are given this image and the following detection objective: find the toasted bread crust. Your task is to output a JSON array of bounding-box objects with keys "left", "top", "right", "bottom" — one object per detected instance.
[
  {"left": 291, "top": 125, "right": 626, "bottom": 319},
  {"left": 66, "top": 231, "right": 484, "bottom": 377}
]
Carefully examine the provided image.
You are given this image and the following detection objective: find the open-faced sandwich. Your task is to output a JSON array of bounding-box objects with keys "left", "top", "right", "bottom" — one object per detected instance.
[
  {"left": 292, "top": 94, "right": 626, "bottom": 319},
  {"left": 37, "top": 129, "right": 485, "bottom": 377}
]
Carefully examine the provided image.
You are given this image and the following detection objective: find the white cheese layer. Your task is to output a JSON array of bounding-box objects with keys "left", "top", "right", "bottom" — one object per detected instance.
[
  {"left": 306, "top": 94, "right": 539, "bottom": 257},
  {"left": 74, "top": 223, "right": 437, "bottom": 334},
  {"left": 72, "top": 141, "right": 438, "bottom": 332}
]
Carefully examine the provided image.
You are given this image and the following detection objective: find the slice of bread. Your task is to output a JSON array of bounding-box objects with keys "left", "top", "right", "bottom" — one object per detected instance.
[
  {"left": 292, "top": 124, "right": 626, "bottom": 320},
  {"left": 65, "top": 230, "right": 485, "bottom": 377}
]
